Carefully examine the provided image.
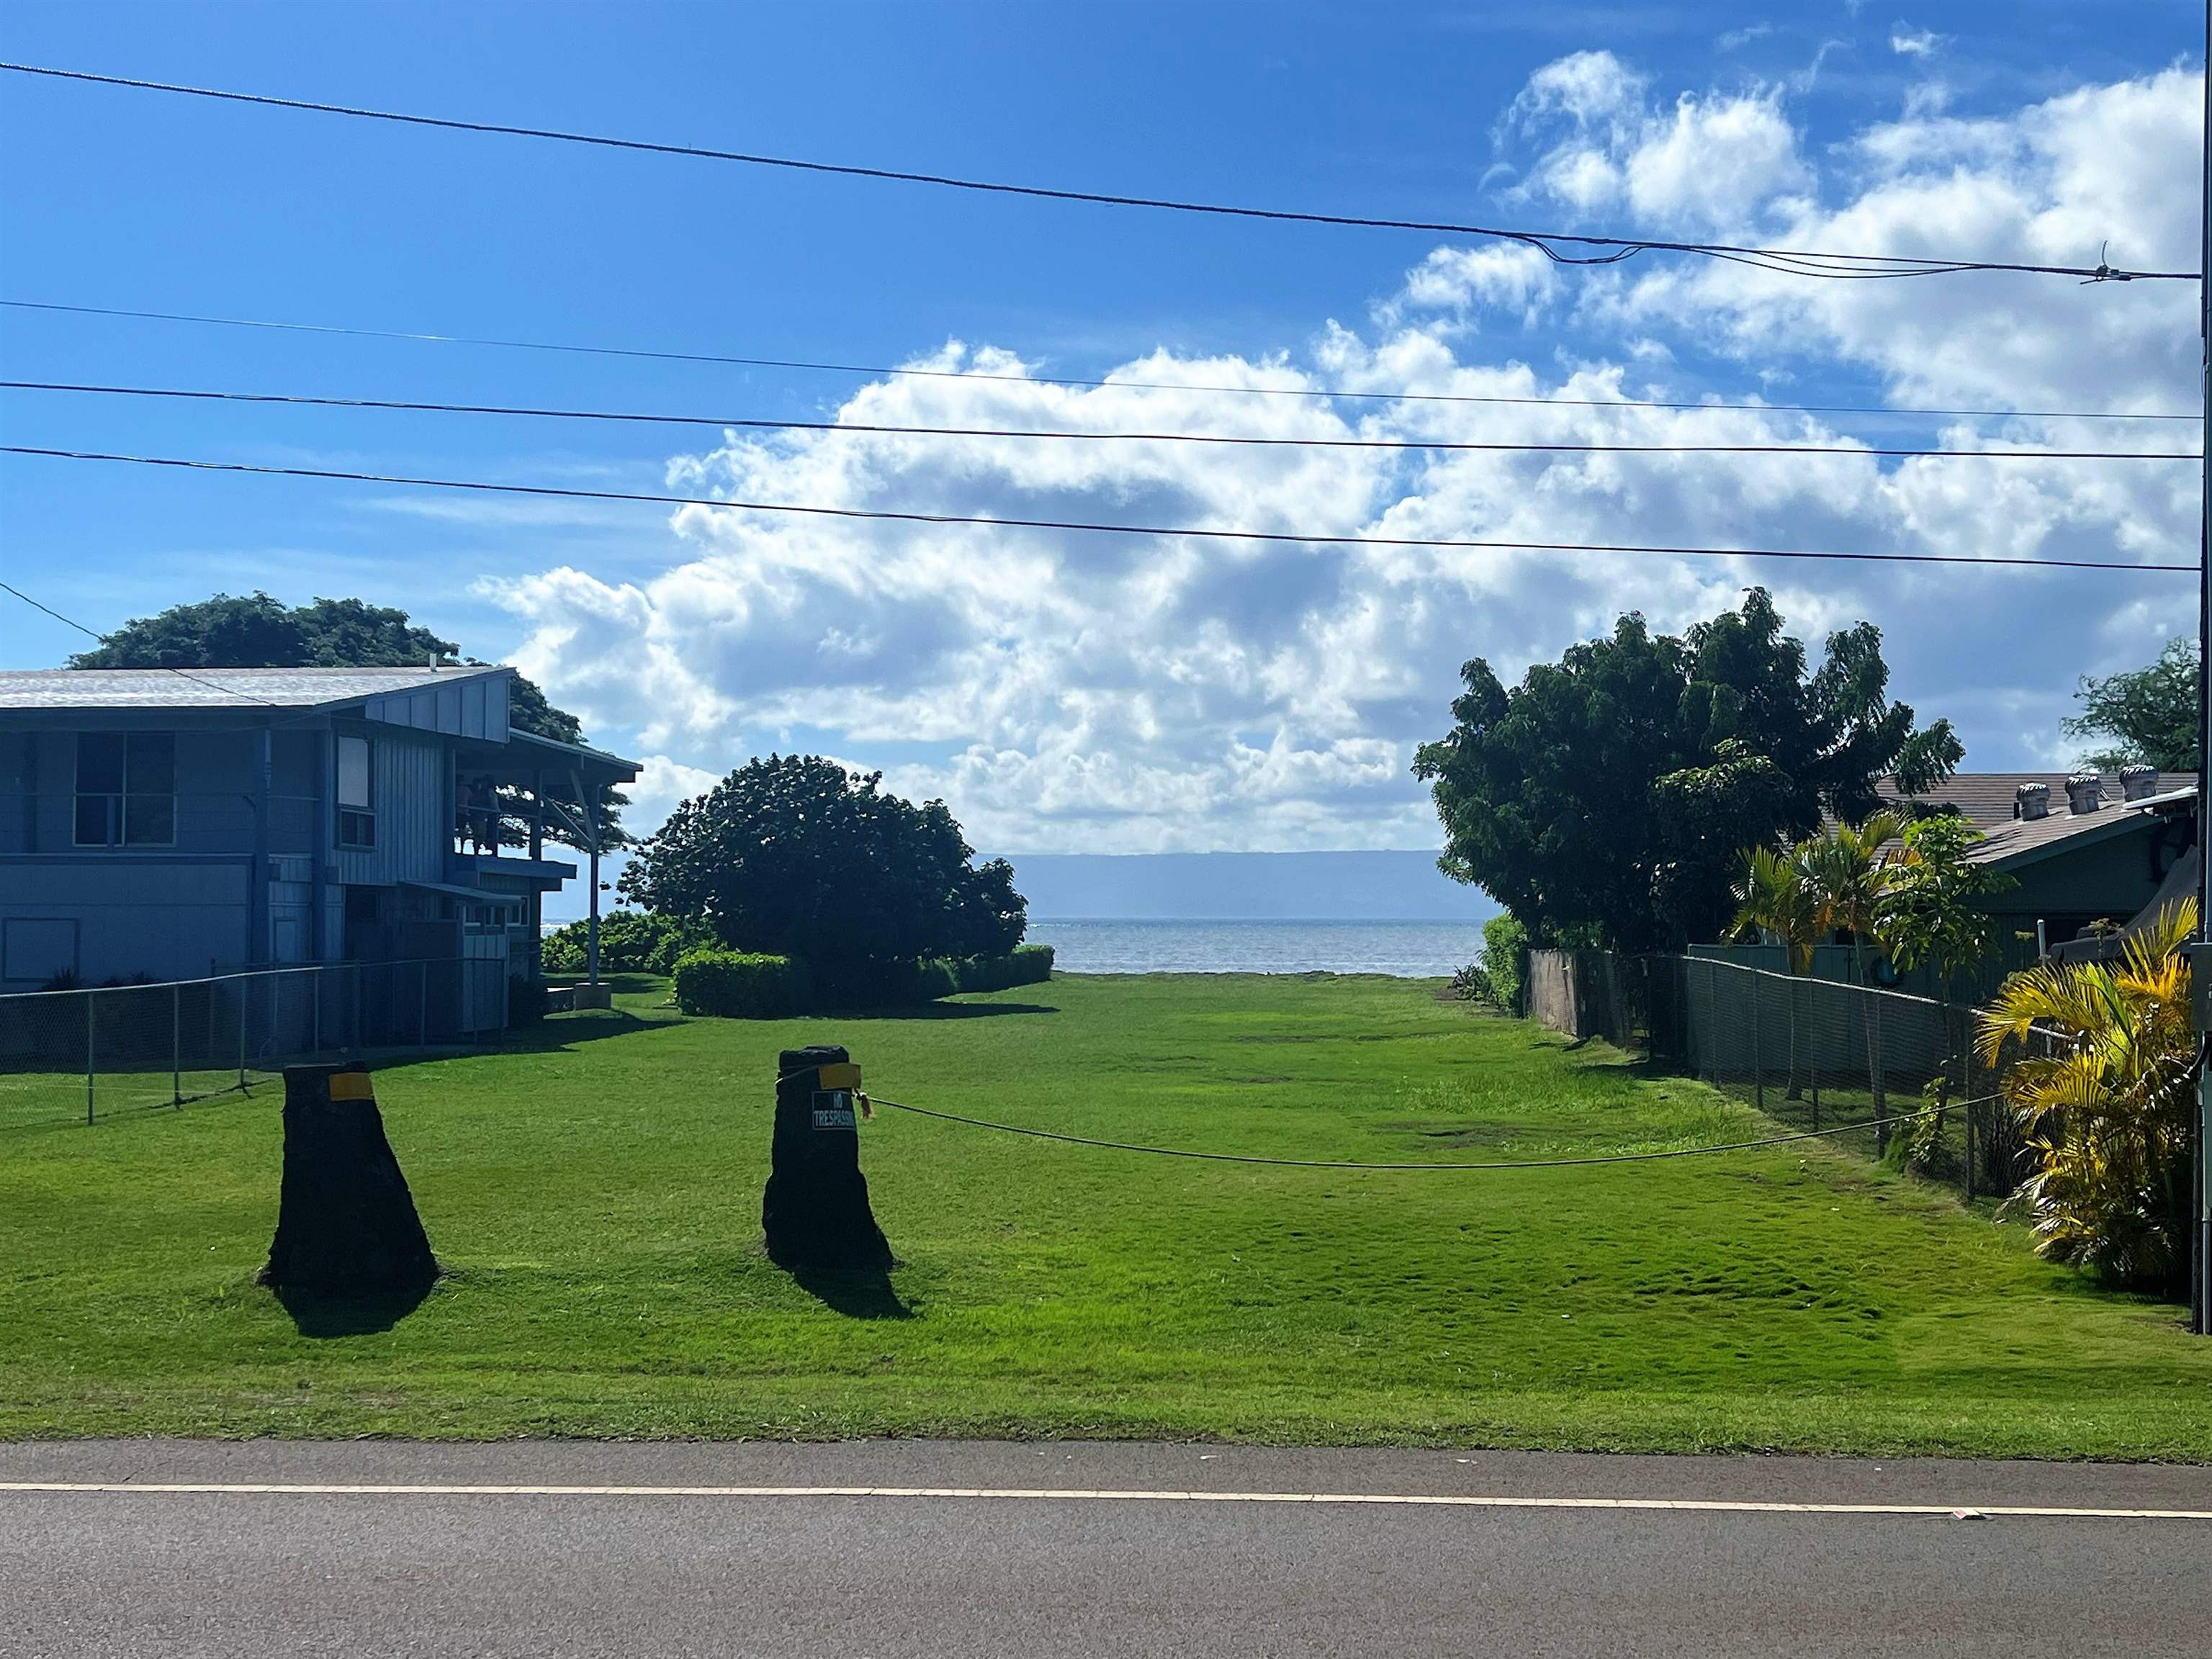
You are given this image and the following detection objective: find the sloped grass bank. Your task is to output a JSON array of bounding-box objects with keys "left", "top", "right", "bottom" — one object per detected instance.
[{"left": 4, "top": 972, "right": 2208, "bottom": 1456}]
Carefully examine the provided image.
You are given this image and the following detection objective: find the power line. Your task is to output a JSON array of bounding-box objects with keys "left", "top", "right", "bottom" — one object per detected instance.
[
  {"left": 5, "top": 379, "right": 2198, "bottom": 462},
  {"left": 6, "top": 297, "right": 2195, "bottom": 424},
  {"left": 0, "top": 61, "right": 2192, "bottom": 284},
  {"left": 867, "top": 1092, "right": 1966, "bottom": 1169},
  {"left": 1, "top": 444, "right": 2191, "bottom": 574}
]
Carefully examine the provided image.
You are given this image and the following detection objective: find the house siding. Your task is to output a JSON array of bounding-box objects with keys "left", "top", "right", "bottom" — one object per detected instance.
[{"left": 333, "top": 725, "right": 449, "bottom": 888}]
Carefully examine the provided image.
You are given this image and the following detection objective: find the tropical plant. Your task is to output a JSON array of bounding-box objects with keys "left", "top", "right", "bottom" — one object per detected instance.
[
  {"left": 1873, "top": 814, "right": 2014, "bottom": 994},
  {"left": 2064, "top": 636, "right": 2198, "bottom": 773},
  {"left": 1415, "top": 589, "right": 1957, "bottom": 950},
  {"left": 1797, "top": 810, "right": 1905, "bottom": 984},
  {"left": 1977, "top": 899, "right": 2199, "bottom": 1295},
  {"left": 1450, "top": 962, "right": 1495, "bottom": 1004},
  {"left": 1480, "top": 914, "right": 1528, "bottom": 1012},
  {"left": 1729, "top": 844, "right": 1820, "bottom": 973},
  {"left": 619, "top": 755, "right": 1027, "bottom": 1001}
]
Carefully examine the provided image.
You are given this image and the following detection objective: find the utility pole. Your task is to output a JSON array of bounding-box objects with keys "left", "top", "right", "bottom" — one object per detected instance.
[{"left": 2196, "top": 0, "right": 2211, "bottom": 1337}]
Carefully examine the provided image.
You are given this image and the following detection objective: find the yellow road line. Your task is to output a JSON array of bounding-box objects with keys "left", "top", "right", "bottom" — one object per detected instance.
[{"left": 1, "top": 1481, "right": 2206, "bottom": 1520}]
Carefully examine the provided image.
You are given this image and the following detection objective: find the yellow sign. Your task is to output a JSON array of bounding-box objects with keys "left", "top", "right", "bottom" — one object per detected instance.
[
  {"left": 814, "top": 1062, "right": 862, "bottom": 1090},
  {"left": 327, "top": 1071, "right": 376, "bottom": 1102}
]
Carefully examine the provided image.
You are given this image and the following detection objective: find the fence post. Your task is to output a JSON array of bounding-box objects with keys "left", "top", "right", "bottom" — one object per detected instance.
[
  {"left": 311, "top": 969, "right": 322, "bottom": 1060},
  {"left": 1871, "top": 991, "right": 1889, "bottom": 1154},
  {"left": 1809, "top": 980, "right": 1820, "bottom": 1130},
  {"left": 85, "top": 989, "right": 96, "bottom": 1125},
  {"left": 1751, "top": 972, "right": 1766, "bottom": 1112},
  {"left": 1959, "top": 1003, "right": 1975, "bottom": 1202},
  {"left": 171, "top": 981, "right": 182, "bottom": 1107},
  {"left": 419, "top": 960, "right": 429, "bottom": 1047},
  {"left": 237, "top": 984, "right": 248, "bottom": 1090}
]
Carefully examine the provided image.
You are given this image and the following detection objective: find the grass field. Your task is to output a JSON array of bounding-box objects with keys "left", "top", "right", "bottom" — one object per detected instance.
[{"left": 4, "top": 972, "right": 2210, "bottom": 1457}]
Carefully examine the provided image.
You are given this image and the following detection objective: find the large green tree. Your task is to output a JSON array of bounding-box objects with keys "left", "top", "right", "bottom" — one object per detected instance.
[
  {"left": 2063, "top": 636, "right": 2199, "bottom": 773},
  {"left": 70, "top": 593, "right": 624, "bottom": 845},
  {"left": 618, "top": 755, "right": 1026, "bottom": 992},
  {"left": 1413, "top": 589, "right": 1961, "bottom": 950}
]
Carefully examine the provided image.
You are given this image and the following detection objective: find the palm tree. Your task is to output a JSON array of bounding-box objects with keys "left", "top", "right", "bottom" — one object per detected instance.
[
  {"left": 1730, "top": 843, "right": 1821, "bottom": 1099},
  {"left": 1730, "top": 844, "right": 1820, "bottom": 973},
  {"left": 1977, "top": 899, "right": 2198, "bottom": 1293},
  {"left": 1798, "top": 810, "right": 1905, "bottom": 1136}
]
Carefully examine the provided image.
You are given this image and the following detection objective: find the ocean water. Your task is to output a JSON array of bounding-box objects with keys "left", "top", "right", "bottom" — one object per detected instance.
[{"left": 1026, "top": 918, "right": 1486, "bottom": 978}]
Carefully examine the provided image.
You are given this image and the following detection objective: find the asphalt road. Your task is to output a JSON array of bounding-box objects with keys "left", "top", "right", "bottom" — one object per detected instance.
[{"left": 3, "top": 1439, "right": 2208, "bottom": 1658}]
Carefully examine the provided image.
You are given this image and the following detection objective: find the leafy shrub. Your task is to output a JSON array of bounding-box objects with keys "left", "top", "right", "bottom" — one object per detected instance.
[
  {"left": 508, "top": 975, "right": 549, "bottom": 1027},
  {"left": 1450, "top": 962, "right": 1494, "bottom": 1004},
  {"left": 541, "top": 909, "right": 696, "bottom": 976},
  {"left": 956, "top": 943, "right": 1055, "bottom": 993},
  {"left": 672, "top": 948, "right": 811, "bottom": 1018},
  {"left": 1480, "top": 914, "right": 1527, "bottom": 1012},
  {"left": 618, "top": 755, "right": 1026, "bottom": 987},
  {"left": 1978, "top": 899, "right": 2199, "bottom": 1295}
]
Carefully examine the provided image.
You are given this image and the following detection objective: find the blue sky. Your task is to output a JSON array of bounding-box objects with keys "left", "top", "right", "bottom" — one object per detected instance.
[{"left": 1, "top": 0, "right": 2202, "bottom": 866}]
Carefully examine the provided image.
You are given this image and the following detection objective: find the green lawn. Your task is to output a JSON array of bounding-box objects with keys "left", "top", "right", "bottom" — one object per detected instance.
[{"left": 5, "top": 972, "right": 2209, "bottom": 1457}]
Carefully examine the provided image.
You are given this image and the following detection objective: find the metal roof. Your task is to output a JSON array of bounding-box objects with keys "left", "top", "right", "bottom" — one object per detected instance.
[{"left": 0, "top": 663, "right": 511, "bottom": 711}]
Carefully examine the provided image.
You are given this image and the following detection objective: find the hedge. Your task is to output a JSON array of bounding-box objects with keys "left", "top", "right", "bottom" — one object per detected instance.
[
  {"left": 672, "top": 949, "right": 813, "bottom": 1018},
  {"left": 955, "top": 943, "right": 1054, "bottom": 993},
  {"left": 670, "top": 942, "right": 1053, "bottom": 1017}
]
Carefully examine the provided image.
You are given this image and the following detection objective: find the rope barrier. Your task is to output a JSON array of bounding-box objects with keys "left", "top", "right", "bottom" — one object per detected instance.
[{"left": 855, "top": 1090, "right": 2003, "bottom": 1172}]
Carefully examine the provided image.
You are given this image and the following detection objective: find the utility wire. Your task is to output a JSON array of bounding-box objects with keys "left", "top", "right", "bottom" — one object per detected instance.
[
  {"left": 6, "top": 380, "right": 2198, "bottom": 462},
  {"left": 1, "top": 444, "right": 2192, "bottom": 574},
  {"left": 6, "top": 298, "right": 2196, "bottom": 425},
  {"left": 0, "top": 62, "right": 2192, "bottom": 283},
  {"left": 865, "top": 1092, "right": 1970, "bottom": 1170}
]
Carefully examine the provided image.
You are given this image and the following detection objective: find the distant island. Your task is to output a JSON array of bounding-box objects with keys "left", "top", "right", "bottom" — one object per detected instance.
[{"left": 999, "top": 850, "right": 1500, "bottom": 922}]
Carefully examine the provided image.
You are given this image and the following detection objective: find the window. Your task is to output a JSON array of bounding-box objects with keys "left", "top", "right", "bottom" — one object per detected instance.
[
  {"left": 336, "top": 734, "right": 376, "bottom": 849},
  {"left": 73, "top": 732, "right": 174, "bottom": 847}
]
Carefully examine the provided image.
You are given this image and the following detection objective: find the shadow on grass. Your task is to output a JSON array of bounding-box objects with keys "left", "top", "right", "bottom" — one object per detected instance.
[
  {"left": 267, "top": 1277, "right": 437, "bottom": 1338},
  {"left": 814, "top": 1000, "right": 1058, "bottom": 1022},
  {"left": 788, "top": 1264, "right": 914, "bottom": 1320}
]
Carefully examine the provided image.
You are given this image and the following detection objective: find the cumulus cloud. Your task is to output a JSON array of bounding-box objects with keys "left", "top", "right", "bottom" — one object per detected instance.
[
  {"left": 1503, "top": 48, "right": 1807, "bottom": 233},
  {"left": 489, "top": 55, "right": 2200, "bottom": 855},
  {"left": 1891, "top": 27, "right": 1944, "bottom": 58}
]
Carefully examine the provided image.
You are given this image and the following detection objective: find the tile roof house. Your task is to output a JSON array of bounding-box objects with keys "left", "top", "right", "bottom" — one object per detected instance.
[
  {"left": 1878, "top": 765, "right": 2198, "bottom": 980},
  {"left": 0, "top": 665, "right": 639, "bottom": 1030}
]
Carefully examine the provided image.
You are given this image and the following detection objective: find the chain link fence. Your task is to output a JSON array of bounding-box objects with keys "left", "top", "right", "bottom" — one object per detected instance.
[
  {"left": 0, "top": 958, "right": 512, "bottom": 1130},
  {"left": 1529, "top": 949, "right": 2047, "bottom": 1203}
]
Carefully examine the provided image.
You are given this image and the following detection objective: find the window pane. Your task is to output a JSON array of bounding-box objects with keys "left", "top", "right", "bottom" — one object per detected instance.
[
  {"left": 74, "top": 794, "right": 115, "bottom": 845},
  {"left": 125, "top": 733, "right": 175, "bottom": 793},
  {"left": 338, "top": 736, "right": 372, "bottom": 808},
  {"left": 76, "top": 733, "right": 125, "bottom": 794},
  {"left": 125, "top": 793, "right": 175, "bottom": 846}
]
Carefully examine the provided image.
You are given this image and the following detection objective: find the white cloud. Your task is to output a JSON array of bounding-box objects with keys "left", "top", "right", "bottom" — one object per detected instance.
[
  {"left": 1503, "top": 49, "right": 1807, "bottom": 233},
  {"left": 1891, "top": 26, "right": 1945, "bottom": 58},
  {"left": 489, "top": 58, "right": 2201, "bottom": 856}
]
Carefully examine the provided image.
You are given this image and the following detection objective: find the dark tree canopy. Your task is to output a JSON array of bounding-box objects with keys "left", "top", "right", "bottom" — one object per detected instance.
[
  {"left": 619, "top": 755, "right": 1026, "bottom": 987},
  {"left": 70, "top": 592, "right": 622, "bottom": 844},
  {"left": 1413, "top": 589, "right": 1961, "bottom": 951},
  {"left": 2064, "top": 637, "right": 2199, "bottom": 773}
]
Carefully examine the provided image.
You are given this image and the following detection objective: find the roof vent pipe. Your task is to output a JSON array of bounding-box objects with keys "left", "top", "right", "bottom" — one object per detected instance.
[
  {"left": 2119, "top": 763, "right": 2159, "bottom": 802},
  {"left": 2064, "top": 770, "right": 2103, "bottom": 814},
  {"left": 2015, "top": 782, "right": 2050, "bottom": 821}
]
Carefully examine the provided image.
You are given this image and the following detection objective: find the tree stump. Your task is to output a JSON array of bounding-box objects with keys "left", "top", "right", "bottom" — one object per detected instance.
[
  {"left": 763, "top": 1045, "right": 892, "bottom": 1269},
  {"left": 261, "top": 1064, "right": 438, "bottom": 1298}
]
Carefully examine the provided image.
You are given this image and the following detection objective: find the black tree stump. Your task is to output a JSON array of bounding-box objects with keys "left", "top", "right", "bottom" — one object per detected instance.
[
  {"left": 763, "top": 1045, "right": 892, "bottom": 1270},
  {"left": 262, "top": 1064, "right": 439, "bottom": 1299}
]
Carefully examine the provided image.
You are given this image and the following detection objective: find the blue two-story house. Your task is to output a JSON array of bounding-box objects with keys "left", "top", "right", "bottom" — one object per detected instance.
[{"left": 0, "top": 665, "right": 639, "bottom": 1029}]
